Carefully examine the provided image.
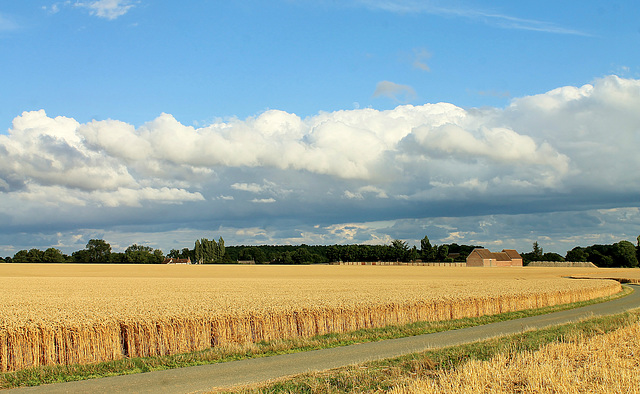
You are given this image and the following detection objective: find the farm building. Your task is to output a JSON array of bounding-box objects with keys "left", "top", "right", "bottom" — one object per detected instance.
[
  {"left": 163, "top": 257, "right": 192, "bottom": 265},
  {"left": 466, "top": 248, "right": 523, "bottom": 267}
]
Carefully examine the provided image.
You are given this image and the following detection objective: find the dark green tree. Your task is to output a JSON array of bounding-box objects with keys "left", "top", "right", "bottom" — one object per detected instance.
[
  {"left": 109, "top": 253, "right": 125, "bottom": 263},
  {"left": 420, "top": 236, "right": 436, "bottom": 261},
  {"left": 13, "top": 250, "right": 29, "bottom": 263},
  {"left": 326, "top": 246, "right": 340, "bottom": 262},
  {"left": 27, "top": 248, "right": 44, "bottom": 263},
  {"left": 588, "top": 249, "right": 614, "bottom": 267},
  {"left": 153, "top": 249, "right": 164, "bottom": 264},
  {"left": 194, "top": 239, "right": 203, "bottom": 264},
  {"left": 72, "top": 249, "right": 90, "bottom": 263},
  {"left": 391, "top": 239, "right": 409, "bottom": 262},
  {"left": 122, "top": 244, "right": 163, "bottom": 264},
  {"left": 565, "top": 247, "right": 587, "bottom": 262},
  {"left": 86, "top": 239, "right": 111, "bottom": 263},
  {"left": 613, "top": 240, "right": 638, "bottom": 268},
  {"left": 293, "top": 247, "right": 313, "bottom": 264},
  {"left": 532, "top": 242, "right": 543, "bottom": 261},
  {"left": 251, "top": 247, "right": 268, "bottom": 264},
  {"left": 436, "top": 244, "right": 449, "bottom": 261},
  {"left": 542, "top": 252, "right": 565, "bottom": 262},
  {"left": 43, "top": 247, "right": 66, "bottom": 263},
  {"left": 217, "top": 237, "right": 225, "bottom": 262},
  {"left": 181, "top": 248, "right": 192, "bottom": 260},
  {"left": 408, "top": 246, "right": 420, "bottom": 262}
]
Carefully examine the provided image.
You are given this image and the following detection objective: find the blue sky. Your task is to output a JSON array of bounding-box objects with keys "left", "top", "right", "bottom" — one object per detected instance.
[{"left": 0, "top": 1, "right": 639, "bottom": 256}]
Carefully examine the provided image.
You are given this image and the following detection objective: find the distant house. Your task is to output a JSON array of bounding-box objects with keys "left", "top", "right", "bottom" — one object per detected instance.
[
  {"left": 163, "top": 257, "right": 191, "bottom": 265},
  {"left": 466, "top": 249, "right": 523, "bottom": 267}
]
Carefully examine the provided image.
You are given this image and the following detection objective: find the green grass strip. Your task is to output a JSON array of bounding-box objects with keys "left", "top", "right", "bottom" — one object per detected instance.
[{"left": 0, "top": 285, "right": 632, "bottom": 389}]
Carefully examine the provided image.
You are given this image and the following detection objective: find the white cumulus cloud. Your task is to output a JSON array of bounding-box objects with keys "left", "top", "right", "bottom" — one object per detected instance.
[{"left": 1, "top": 75, "right": 639, "bottom": 249}]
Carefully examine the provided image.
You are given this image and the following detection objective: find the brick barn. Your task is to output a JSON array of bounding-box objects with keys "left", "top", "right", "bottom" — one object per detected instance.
[{"left": 466, "top": 248, "right": 523, "bottom": 267}]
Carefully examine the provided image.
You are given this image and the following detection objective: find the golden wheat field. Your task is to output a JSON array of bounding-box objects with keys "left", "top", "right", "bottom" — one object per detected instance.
[
  {"left": 0, "top": 264, "right": 625, "bottom": 373},
  {"left": 569, "top": 268, "right": 640, "bottom": 284},
  {"left": 390, "top": 317, "right": 640, "bottom": 394}
]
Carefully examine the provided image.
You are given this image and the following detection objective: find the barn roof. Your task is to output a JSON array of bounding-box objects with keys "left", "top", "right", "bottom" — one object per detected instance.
[
  {"left": 493, "top": 252, "right": 511, "bottom": 262},
  {"left": 471, "top": 248, "right": 496, "bottom": 259},
  {"left": 502, "top": 249, "right": 522, "bottom": 259},
  {"left": 470, "top": 248, "right": 516, "bottom": 262}
]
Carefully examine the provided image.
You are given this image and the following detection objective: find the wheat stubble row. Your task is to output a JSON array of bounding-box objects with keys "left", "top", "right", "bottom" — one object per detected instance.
[{"left": 0, "top": 265, "right": 622, "bottom": 372}]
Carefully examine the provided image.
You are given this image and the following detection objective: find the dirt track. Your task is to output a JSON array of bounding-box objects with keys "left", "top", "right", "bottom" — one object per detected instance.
[{"left": 11, "top": 284, "right": 640, "bottom": 394}]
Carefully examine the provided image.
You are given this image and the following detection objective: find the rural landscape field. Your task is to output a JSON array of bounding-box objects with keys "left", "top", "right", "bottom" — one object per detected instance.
[
  {"left": 389, "top": 315, "right": 640, "bottom": 393},
  {"left": 0, "top": 264, "right": 626, "bottom": 374}
]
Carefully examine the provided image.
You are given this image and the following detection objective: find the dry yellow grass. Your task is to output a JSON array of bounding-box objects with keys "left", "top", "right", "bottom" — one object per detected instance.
[
  {"left": 390, "top": 318, "right": 640, "bottom": 394},
  {"left": 0, "top": 264, "right": 623, "bottom": 373}
]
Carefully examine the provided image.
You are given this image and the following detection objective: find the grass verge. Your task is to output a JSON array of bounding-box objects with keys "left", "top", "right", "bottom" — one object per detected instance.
[
  {"left": 0, "top": 285, "right": 632, "bottom": 389},
  {"left": 231, "top": 304, "right": 640, "bottom": 393}
]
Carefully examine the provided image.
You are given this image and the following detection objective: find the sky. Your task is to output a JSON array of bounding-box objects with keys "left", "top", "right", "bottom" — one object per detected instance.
[{"left": 0, "top": 0, "right": 639, "bottom": 257}]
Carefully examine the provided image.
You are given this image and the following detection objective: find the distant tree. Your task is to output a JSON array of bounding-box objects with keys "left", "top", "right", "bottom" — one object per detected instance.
[
  {"left": 436, "top": 245, "right": 449, "bottom": 261},
  {"left": 408, "top": 246, "right": 420, "bottom": 262},
  {"left": 326, "top": 246, "right": 340, "bottom": 262},
  {"left": 276, "top": 251, "right": 294, "bottom": 265},
  {"left": 588, "top": 249, "right": 614, "bottom": 268},
  {"left": 123, "top": 244, "right": 162, "bottom": 264},
  {"left": 3, "top": 256, "right": 12, "bottom": 264},
  {"left": 72, "top": 249, "right": 90, "bottom": 263},
  {"left": 613, "top": 241, "right": 638, "bottom": 268},
  {"left": 251, "top": 247, "right": 268, "bottom": 264},
  {"left": 43, "top": 247, "right": 66, "bottom": 263},
  {"left": 180, "top": 248, "right": 192, "bottom": 260},
  {"left": 420, "top": 236, "right": 436, "bottom": 261},
  {"left": 126, "top": 244, "right": 153, "bottom": 253},
  {"left": 532, "top": 242, "right": 543, "bottom": 261},
  {"left": 217, "top": 237, "right": 225, "bottom": 262},
  {"left": 193, "top": 237, "right": 225, "bottom": 264},
  {"left": 541, "top": 252, "right": 565, "bottom": 262},
  {"left": 565, "top": 247, "right": 587, "bottom": 262},
  {"left": 27, "top": 248, "right": 44, "bottom": 263},
  {"left": 153, "top": 249, "right": 164, "bottom": 264},
  {"left": 293, "top": 247, "right": 313, "bottom": 264},
  {"left": 168, "top": 249, "right": 181, "bottom": 259},
  {"left": 86, "top": 239, "right": 111, "bottom": 263},
  {"left": 109, "top": 252, "right": 125, "bottom": 264},
  {"left": 194, "top": 239, "right": 203, "bottom": 264},
  {"left": 13, "top": 250, "right": 29, "bottom": 263},
  {"left": 391, "top": 239, "right": 409, "bottom": 261}
]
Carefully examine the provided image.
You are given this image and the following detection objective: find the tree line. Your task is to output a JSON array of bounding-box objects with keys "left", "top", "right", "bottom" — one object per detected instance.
[
  {"left": 1, "top": 236, "right": 639, "bottom": 268},
  {"left": 224, "top": 237, "right": 480, "bottom": 264},
  {"left": 521, "top": 240, "right": 639, "bottom": 268},
  {"left": 3, "top": 239, "right": 165, "bottom": 264}
]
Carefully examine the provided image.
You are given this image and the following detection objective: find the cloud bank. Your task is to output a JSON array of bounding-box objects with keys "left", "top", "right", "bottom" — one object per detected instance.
[{"left": 1, "top": 75, "right": 639, "bottom": 253}]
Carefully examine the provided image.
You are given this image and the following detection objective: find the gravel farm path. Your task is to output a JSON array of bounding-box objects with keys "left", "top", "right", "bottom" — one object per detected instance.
[{"left": 11, "top": 284, "right": 640, "bottom": 394}]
